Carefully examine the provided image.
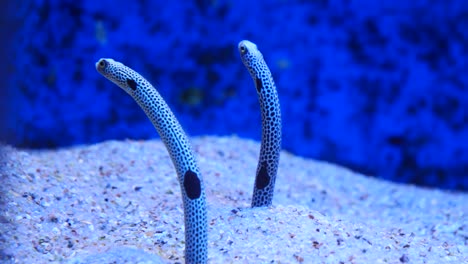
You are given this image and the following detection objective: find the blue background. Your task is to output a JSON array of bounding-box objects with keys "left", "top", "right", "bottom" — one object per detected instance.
[{"left": 2, "top": 0, "right": 467, "bottom": 191}]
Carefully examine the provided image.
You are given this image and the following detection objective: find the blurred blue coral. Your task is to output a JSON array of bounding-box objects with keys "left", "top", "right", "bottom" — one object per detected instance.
[{"left": 3, "top": 0, "right": 467, "bottom": 190}]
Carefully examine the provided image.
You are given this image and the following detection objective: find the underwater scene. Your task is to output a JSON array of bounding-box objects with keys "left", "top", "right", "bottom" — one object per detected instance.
[
  {"left": 2, "top": 1, "right": 468, "bottom": 190},
  {"left": 1, "top": 1, "right": 468, "bottom": 263}
]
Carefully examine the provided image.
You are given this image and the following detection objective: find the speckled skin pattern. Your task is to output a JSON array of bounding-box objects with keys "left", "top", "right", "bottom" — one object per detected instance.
[
  {"left": 95, "top": 59, "right": 207, "bottom": 264},
  {"left": 238, "top": 40, "right": 282, "bottom": 207}
]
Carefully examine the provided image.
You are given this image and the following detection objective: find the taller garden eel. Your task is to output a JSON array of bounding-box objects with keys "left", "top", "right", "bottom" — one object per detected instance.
[
  {"left": 95, "top": 39, "right": 281, "bottom": 262},
  {"left": 96, "top": 58, "right": 207, "bottom": 264},
  {"left": 238, "top": 40, "right": 282, "bottom": 208}
]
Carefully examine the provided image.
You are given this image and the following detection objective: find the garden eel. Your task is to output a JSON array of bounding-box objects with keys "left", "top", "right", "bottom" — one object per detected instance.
[
  {"left": 96, "top": 59, "right": 207, "bottom": 264},
  {"left": 238, "top": 40, "right": 282, "bottom": 207}
]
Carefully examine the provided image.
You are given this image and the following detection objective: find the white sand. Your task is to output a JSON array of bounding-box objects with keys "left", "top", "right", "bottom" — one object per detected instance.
[{"left": 0, "top": 136, "right": 466, "bottom": 263}]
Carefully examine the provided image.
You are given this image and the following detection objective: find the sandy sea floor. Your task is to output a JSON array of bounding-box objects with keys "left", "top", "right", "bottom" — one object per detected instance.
[{"left": 0, "top": 136, "right": 467, "bottom": 263}]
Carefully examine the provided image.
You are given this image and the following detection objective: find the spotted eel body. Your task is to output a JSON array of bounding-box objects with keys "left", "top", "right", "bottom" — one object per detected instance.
[
  {"left": 238, "top": 40, "right": 282, "bottom": 207},
  {"left": 96, "top": 59, "right": 207, "bottom": 264}
]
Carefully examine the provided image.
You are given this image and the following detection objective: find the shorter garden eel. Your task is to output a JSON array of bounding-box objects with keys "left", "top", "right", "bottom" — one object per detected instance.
[
  {"left": 96, "top": 58, "right": 207, "bottom": 264},
  {"left": 238, "top": 40, "right": 282, "bottom": 207}
]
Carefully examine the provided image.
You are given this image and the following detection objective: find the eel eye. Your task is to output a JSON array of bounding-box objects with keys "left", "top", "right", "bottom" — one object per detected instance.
[
  {"left": 240, "top": 45, "right": 247, "bottom": 54},
  {"left": 98, "top": 60, "right": 107, "bottom": 68}
]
